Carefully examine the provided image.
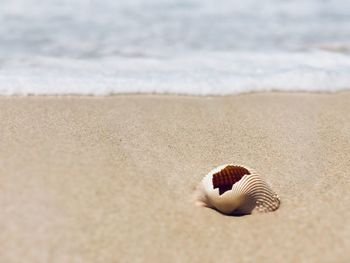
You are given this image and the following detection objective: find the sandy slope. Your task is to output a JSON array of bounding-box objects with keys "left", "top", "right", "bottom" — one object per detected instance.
[{"left": 0, "top": 93, "right": 349, "bottom": 262}]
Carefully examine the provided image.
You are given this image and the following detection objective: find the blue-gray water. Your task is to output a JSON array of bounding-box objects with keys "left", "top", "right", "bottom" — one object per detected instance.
[{"left": 1, "top": 0, "right": 350, "bottom": 95}]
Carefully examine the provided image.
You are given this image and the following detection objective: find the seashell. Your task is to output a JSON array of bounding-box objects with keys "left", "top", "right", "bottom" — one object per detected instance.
[{"left": 194, "top": 164, "right": 280, "bottom": 215}]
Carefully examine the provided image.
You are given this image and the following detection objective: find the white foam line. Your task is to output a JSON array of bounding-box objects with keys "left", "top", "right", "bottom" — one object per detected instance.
[{"left": 0, "top": 51, "right": 350, "bottom": 96}]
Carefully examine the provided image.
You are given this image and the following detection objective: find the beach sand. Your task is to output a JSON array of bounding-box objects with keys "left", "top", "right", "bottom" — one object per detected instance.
[{"left": 0, "top": 93, "right": 349, "bottom": 262}]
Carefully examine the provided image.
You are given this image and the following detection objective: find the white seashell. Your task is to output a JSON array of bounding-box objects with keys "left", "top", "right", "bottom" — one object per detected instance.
[{"left": 194, "top": 164, "right": 280, "bottom": 215}]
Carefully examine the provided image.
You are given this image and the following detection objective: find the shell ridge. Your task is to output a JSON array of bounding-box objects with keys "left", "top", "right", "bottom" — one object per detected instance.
[{"left": 195, "top": 164, "right": 280, "bottom": 215}]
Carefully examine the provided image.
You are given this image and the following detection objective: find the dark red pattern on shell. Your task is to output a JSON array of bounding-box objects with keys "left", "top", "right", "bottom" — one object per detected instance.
[{"left": 212, "top": 165, "right": 251, "bottom": 195}]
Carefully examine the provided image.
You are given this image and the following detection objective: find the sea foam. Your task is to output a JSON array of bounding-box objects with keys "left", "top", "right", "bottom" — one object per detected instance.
[
  {"left": 1, "top": 51, "right": 349, "bottom": 95},
  {"left": 1, "top": 0, "right": 350, "bottom": 95}
]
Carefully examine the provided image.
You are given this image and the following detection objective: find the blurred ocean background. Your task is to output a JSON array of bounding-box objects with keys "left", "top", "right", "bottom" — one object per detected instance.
[{"left": 1, "top": 0, "right": 350, "bottom": 95}]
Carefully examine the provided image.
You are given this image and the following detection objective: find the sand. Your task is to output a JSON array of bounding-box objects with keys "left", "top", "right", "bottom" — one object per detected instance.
[{"left": 0, "top": 93, "right": 349, "bottom": 263}]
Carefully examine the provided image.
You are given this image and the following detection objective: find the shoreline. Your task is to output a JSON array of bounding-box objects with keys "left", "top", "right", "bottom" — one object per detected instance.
[{"left": 1, "top": 89, "right": 350, "bottom": 97}]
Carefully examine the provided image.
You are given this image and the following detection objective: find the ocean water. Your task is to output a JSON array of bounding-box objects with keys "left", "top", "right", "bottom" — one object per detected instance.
[{"left": 1, "top": 0, "right": 350, "bottom": 95}]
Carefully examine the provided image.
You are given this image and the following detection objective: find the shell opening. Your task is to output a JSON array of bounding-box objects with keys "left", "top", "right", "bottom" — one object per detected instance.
[{"left": 212, "top": 165, "right": 251, "bottom": 195}]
